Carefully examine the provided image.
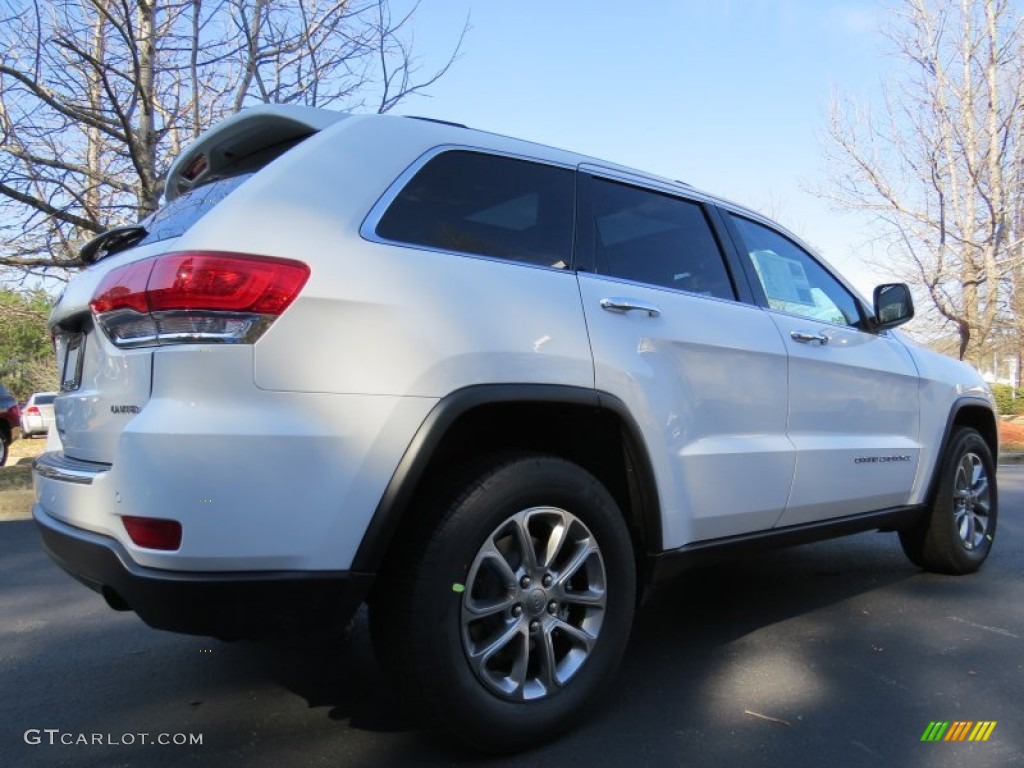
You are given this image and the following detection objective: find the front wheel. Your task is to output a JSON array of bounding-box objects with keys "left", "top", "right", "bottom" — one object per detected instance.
[
  {"left": 899, "top": 427, "right": 997, "bottom": 574},
  {"left": 371, "top": 455, "right": 636, "bottom": 753}
]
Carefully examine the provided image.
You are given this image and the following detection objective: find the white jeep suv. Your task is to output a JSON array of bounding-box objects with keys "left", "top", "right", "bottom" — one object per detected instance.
[{"left": 33, "top": 106, "right": 998, "bottom": 752}]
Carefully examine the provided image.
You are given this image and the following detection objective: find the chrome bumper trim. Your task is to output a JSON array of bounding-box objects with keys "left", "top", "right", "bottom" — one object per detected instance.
[{"left": 33, "top": 451, "right": 112, "bottom": 486}]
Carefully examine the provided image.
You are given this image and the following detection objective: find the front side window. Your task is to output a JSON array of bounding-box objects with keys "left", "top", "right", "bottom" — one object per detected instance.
[
  {"left": 729, "top": 215, "right": 862, "bottom": 327},
  {"left": 375, "top": 151, "right": 575, "bottom": 269},
  {"left": 589, "top": 179, "right": 735, "bottom": 300}
]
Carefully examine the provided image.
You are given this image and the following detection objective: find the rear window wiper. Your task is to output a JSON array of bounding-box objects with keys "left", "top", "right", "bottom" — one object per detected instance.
[{"left": 80, "top": 224, "right": 148, "bottom": 264}]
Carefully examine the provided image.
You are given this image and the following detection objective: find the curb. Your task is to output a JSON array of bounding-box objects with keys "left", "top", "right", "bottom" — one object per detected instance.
[{"left": 999, "top": 453, "right": 1024, "bottom": 465}]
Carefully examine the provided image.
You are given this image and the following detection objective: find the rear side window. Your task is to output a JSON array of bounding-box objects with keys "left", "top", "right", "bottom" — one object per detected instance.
[
  {"left": 589, "top": 178, "right": 735, "bottom": 300},
  {"left": 375, "top": 151, "right": 575, "bottom": 269}
]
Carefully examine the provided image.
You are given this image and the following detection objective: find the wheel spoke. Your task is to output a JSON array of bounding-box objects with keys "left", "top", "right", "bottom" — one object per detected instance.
[
  {"left": 559, "top": 587, "right": 605, "bottom": 608},
  {"left": 464, "top": 592, "right": 516, "bottom": 619},
  {"left": 961, "top": 512, "right": 976, "bottom": 548},
  {"left": 537, "top": 625, "right": 558, "bottom": 693},
  {"left": 462, "top": 539, "right": 518, "bottom": 619},
  {"left": 479, "top": 539, "right": 518, "bottom": 586},
  {"left": 467, "top": 619, "right": 523, "bottom": 666},
  {"left": 551, "top": 617, "right": 597, "bottom": 653},
  {"left": 556, "top": 539, "right": 598, "bottom": 587},
  {"left": 969, "top": 457, "right": 984, "bottom": 487},
  {"left": 512, "top": 514, "right": 540, "bottom": 572},
  {"left": 539, "top": 513, "right": 571, "bottom": 570},
  {"left": 506, "top": 628, "right": 530, "bottom": 695},
  {"left": 958, "top": 455, "right": 974, "bottom": 484}
]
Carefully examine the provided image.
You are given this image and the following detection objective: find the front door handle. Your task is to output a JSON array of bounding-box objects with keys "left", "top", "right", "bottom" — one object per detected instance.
[
  {"left": 791, "top": 330, "right": 831, "bottom": 345},
  {"left": 600, "top": 297, "right": 661, "bottom": 318}
]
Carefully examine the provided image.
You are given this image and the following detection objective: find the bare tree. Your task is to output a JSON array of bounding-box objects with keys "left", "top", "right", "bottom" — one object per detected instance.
[
  {"left": 0, "top": 287, "right": 56, "bottom": 397},
  {"left": 821, "top": 0, "right": 1023, "bottom": 364},
  {"left": 0, "top": 0, "right": 466, "bottom": 280}
]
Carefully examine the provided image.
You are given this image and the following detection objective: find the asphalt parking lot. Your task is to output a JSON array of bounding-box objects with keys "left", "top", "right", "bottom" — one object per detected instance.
[{"left": 2, "top": 467, "right": 1022, "bottom": 768}]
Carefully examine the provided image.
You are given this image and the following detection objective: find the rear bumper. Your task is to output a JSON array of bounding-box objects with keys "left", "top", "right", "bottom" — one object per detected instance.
[
  {"left": 21, "top": 415, "right": 46, "bottom": 435},
  {"left": 34, "top": 504, "right": 372, "bottom": 639}
]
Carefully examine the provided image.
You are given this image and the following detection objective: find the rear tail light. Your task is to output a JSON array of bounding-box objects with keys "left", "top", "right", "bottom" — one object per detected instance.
[
  {"left": 90, "top": 251, "right": 310, "bottom": 348},
  {"left": 27, "top": 406, "right": 40, "bottom": 415},
  {"left": 122, "top": 516, "right": 183, "bottom": 550}
]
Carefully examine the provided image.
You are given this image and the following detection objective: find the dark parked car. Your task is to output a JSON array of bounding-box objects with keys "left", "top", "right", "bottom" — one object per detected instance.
[{"left": 0, "top": 384, "right": 20, "bottom": 466}]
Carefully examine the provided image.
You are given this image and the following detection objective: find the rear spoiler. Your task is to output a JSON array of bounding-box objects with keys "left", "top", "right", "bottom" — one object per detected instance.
[{"left": 164, "top": 105, "right": 349, "bottom": 201}]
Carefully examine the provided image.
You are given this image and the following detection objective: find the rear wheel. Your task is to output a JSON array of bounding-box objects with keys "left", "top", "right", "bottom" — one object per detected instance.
[
  {"left": 898, "top": 427, "right": 997, "bottom": 574},
  {"left": 371, "top": 454, "right": 636, "bottom": 753}
]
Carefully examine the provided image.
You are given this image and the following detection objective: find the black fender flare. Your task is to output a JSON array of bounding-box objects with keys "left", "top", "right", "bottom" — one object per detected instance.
[
  {"left": 350, "top": 384, "right": 663, "bottom": 573},
  {"left": 921, "top": 395, "right": 999, "bottom": 506}
]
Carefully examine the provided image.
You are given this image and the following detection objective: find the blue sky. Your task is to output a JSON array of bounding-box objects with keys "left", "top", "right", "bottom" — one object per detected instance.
[{"left": 390, "top": 0, "right": 896, "bottom": 296}]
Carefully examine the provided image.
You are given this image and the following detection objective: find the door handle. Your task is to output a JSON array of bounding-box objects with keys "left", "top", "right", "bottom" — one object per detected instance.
[
  {"left": 600, "top": 297, "right": 661, "bottom": 317},
  {"left": 790, "top": 330, "right": 831, "bottom": 345}
]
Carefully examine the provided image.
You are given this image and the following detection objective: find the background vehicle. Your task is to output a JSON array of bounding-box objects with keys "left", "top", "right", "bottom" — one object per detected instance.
[
  {"left": 32, "top": 107, "right": 998, "bottom": 752},
  {"left": 0, "top": 384, "right": 19, "bottom": 466},
  {"left": 20, "top": 392, "right": 57, "bottom": 437}
]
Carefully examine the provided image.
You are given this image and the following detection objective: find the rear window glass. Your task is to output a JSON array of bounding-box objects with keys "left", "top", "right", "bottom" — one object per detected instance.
[
  {"left": 35, "top": 394, "right": 56, "bottom": 405},
  {"left": 139, "top": 174, "right": 253, "bottom": 246},
  {"left": 375, "top": 151, "right": 575, "bottom": 269},
  {"left": 138, "top": 137, "right": 307, "bottom": 247}
]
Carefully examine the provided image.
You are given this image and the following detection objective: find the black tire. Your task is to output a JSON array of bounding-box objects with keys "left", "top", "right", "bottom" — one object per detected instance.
[
  {"left": 371, "top": 454, "right": 636, "bottom": 753},
  {"left": 0, "top": 428, "right": 10, "bottom": 467},
  {"left": 898, "top": 427, "right": 997, "bottom": 574}
]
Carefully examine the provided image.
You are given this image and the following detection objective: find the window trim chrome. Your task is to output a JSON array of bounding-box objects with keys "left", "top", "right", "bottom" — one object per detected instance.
[{"left": 578, "top": 163, "right": 715, "bottom": 205}]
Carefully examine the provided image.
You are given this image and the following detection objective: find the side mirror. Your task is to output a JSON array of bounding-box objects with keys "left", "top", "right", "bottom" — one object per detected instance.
[{"left": 872, "top": 283, "right": 914, "bottom": 330}]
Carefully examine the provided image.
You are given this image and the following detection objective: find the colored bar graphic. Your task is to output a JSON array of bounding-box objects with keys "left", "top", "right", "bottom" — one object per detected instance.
[
  {"left": 969, "top": 722, "right": 997, "bottom": 742},
  {"left": 920, "top": 721, "right": 996, "bottom": 742},
  {"left": 944, "top": 721, "right": 972, "bottom": 741}
]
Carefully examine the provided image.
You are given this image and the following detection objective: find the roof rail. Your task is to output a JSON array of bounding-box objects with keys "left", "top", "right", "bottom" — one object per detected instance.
[{"left": 404, "top": 115, "right": 468, "bottom": 129}]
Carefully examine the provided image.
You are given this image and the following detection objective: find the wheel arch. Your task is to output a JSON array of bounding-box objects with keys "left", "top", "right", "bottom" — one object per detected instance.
[
  {"left": 352, "top": 384, "right": 663, "bottom": 578},
  {"left": 923, "top": 397, "right": 999, "bottom": 505}
]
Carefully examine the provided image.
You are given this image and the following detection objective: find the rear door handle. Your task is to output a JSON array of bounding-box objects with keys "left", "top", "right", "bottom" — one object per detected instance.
[
  {"left": 600, "top": 297, "right": 661, "bottom": 317},
  {"left": 790, "top": 330, "right": 831, "bottom": 345}
]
